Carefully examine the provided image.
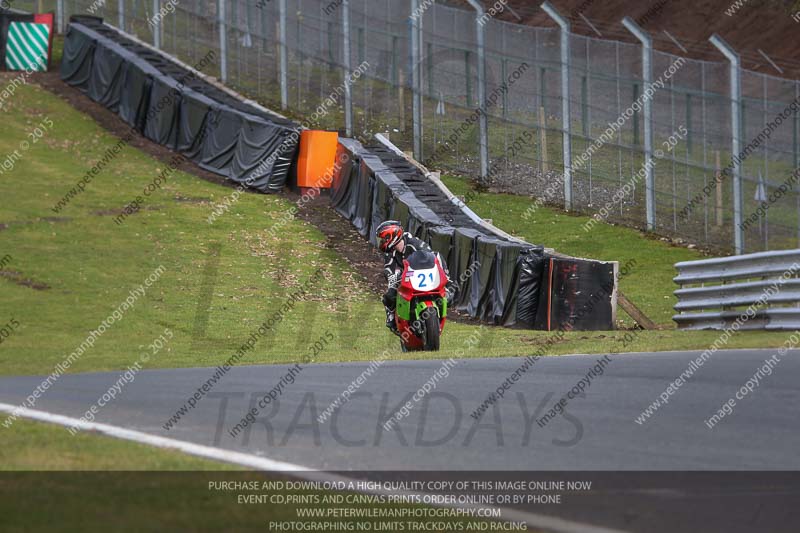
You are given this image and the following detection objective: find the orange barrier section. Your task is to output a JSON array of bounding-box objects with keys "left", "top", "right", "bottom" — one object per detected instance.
[{"left": 296, "top": 130, "right": 339, "bottom": 189}]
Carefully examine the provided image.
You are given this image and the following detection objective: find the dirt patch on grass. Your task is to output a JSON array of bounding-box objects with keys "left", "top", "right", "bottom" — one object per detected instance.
[
  {"left": 173, "top": 195, "right": 213, "bottom": 204},
  {"left": 294, "top": 193, "right": 386, "bottom": 295},
  {"left": 39, "top": 216, "right": 71, "bottom": 223},
  {"left": 91, "top": 209, "right": 124, "bottom": 216},
  {"left": 0, "top": 270, "right": 50, "bottom": 290},
  {"left": 91, "top": 206, "right": 161, "bottom": 216}
]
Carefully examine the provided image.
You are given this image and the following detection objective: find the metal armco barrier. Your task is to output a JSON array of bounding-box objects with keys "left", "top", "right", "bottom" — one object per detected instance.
[{"left": 673, "top": 250, "right": 800, "bottom": 330}]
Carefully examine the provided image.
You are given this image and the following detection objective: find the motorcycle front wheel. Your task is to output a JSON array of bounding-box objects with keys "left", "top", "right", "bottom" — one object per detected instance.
[{"left": 423, "top": 307, "right": 440, "bottom": 351}]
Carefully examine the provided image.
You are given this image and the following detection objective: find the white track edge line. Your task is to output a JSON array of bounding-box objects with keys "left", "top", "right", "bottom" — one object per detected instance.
[{"left": 0, "top": 402, "right": 628, "bottom": 533}]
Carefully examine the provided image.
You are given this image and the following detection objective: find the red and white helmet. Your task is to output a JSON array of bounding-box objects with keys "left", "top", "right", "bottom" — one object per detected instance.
[{"left": 376, "top": 220, "right": 404, "bottom": 252}]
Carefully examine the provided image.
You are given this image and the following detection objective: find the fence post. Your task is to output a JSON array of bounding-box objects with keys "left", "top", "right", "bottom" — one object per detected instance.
[
  {"left": 541, "top": 1, "right": 572, "bottom": 210},
  {"left": 119, "top": 0, "right": 125, "bottom": 32},
  {"left": 218, "top": 0, "right": 227, "bottom": 83},
  {"left": 342, "top": 0, "right": 353, "bottom": 137},
  {"left": 794, "top": 80, "right": 799, "bottom": 169},
  {"left": 622, "top": 17, "right": 656, "bottom": 232},
  {"left": 152, "top": 0, "right": 161, "bottom": 49},
  {"left": 710, "top": 34, "right": 744, "bottom": 254},
  {"left": 465, "top": 0, "right": 489, "bottom": 181},
  {"left": 57, "top": 0, "right": 64, "bottom": 34},
  {"left": 539, "top": 106, "right": 549, "bottom": 174},
  {"left": 427, "top": 42, "right": 434, "bottom": 98},
  {"left": 410, "top": 0, "right": 422, "bottom": 159},
  {"left": 279, "top": 0, "right": 288, "bottom": 109},
  {"left": 715, "top": 150, "right": 723, "bottom": 227}
]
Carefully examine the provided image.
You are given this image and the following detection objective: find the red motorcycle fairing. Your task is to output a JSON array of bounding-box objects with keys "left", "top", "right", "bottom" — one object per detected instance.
[{"left": 395, "top": 253, "right": 448, "bottom": 351}]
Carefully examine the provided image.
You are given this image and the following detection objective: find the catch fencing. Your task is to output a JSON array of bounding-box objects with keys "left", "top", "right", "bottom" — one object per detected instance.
[{"left": 26, "top": 0, "right": 800, "bottom": 254}]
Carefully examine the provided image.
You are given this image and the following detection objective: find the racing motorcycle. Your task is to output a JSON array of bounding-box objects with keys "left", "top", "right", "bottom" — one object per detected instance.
[{"left": 395, "top": 250, "right": 449, "bottom": 352}]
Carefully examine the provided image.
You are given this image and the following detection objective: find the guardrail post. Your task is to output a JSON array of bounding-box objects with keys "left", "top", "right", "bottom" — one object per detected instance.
[
  {"left": 541, "top": 1, "right": 573, "bottom": 210},
  {"left": 622, "top": 17, "right": 656, "bottom": 232},
  {"left": 152, "top": 0, "right": 161, "bottom": 49},
  {"left": 410, "top": 0, "right": 423, "bottom": 159},
  {"left": 466, "top": 0, "right": 489, "bottom": 181},
  {"left": 342, "top": 0, "right": 353, "bottom": 137},
  {"left": 710, "top": 34, "right": 744, "bottom": 254},
  {"left": 218, "top": 0, "right": 227, "bottom": 82},
  {"left": 279, "top": 0, "right": 288, "bottom": 109}
]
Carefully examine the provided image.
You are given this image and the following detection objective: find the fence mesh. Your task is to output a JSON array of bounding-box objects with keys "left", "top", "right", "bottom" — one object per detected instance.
[{"left": 45, "top": 0, "right": 800, "bottom": 254}]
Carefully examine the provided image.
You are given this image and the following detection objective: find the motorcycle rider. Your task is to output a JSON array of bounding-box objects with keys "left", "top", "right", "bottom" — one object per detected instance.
[{"left": 376, "top": 220, "right": 453, "bottom": 334}]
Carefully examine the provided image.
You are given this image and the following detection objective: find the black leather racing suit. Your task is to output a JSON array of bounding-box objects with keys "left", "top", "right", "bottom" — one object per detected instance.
[{"left": 382, "top": 235, "right": 453, "bottom": 331}]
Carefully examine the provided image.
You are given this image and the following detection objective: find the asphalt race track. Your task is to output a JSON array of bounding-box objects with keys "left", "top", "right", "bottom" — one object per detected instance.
[
  {"left": 2, "top": 349, "right": 799, "bottom": 532},
  {"left": 2, "top": 349, "right": 798, "bottom": 469}
]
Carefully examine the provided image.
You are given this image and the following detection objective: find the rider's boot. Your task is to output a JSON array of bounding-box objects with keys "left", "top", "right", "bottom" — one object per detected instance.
[{"left": 385, "top": 307, "right": 399, "bottom": 335}]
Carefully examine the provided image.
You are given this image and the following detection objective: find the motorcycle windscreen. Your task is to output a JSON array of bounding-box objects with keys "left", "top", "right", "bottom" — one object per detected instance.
[
  {"left": 405, "top": 250, "right": 436, "bottom": 270},
  {"left": 404, "top": 251, "right": 441, "bottom": 291}
]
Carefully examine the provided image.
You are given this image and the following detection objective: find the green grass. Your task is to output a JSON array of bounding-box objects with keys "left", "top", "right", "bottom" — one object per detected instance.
[
  {"left": 0, "top": 418, "right": 237, "bottom": 470},
  {"left": 0, "top": 75, "right": 793, "bottom": 380}
]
